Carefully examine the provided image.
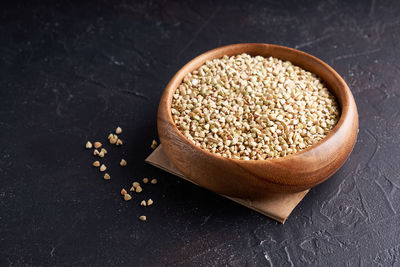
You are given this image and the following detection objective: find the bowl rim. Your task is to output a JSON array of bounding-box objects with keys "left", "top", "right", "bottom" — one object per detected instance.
[{"left": 161, "top": 43, "right": 353, "bottom": 163}]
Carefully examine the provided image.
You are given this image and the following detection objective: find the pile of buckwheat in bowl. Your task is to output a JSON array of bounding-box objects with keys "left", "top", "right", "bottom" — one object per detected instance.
[{"left": 171, "top": 53, "right": 340, "bottom": 160}]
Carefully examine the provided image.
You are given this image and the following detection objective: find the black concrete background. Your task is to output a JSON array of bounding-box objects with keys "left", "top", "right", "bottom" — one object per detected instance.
[{"left": 1, "top": 0, "right": 400, "bottom": 266}]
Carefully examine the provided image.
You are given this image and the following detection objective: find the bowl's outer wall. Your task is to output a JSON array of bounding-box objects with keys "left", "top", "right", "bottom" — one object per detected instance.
[{"left": 157, "top": 43, "right": 359, "bottom": 197}]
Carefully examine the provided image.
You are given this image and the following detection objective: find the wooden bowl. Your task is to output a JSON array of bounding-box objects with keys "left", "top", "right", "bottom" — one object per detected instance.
[{"left": 157, "top": 43, "right": 358, "bottom": 198}]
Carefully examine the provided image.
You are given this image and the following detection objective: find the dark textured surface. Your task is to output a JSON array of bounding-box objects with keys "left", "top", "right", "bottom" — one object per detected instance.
[{"left": 1, "top": 0, "right": 400, "bottom": 266}]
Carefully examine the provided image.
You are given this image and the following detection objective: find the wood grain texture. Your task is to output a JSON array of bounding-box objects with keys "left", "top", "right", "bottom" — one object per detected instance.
[{"left": 158, "top": 43, "right": 358, "bottom": 198}]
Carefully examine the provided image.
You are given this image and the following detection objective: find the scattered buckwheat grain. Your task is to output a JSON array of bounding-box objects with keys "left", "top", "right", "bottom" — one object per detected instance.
[
  {"left": 93, "top": 149, "right": 100, "bottom": 156},
  {"left": 94, "top": 142, "right": 102, "bottom": 149},
  {"left": 98, "top": 151, "right": 105, "bottom": 158},
  {"left": 150, "top": 179, "right": 158, "bottom": 184},
  {"left": 140, "top": 200, "right": 147, "bottom": 206},
  {"left": 136, "top": 186, "right": 142, "bottom": 193},
  {"left": 104, "top": 173, "right": 111, "bottom": 180},
  {"left": 116, "top": 139, "right": 123, "bottom": 146},
  {"left": 139, "top": 215, "right": 146, "bottom": 221},
  {"left": 85, "top": 141, "right": 92, "bottom": 149},
  {"left": 151, "top": 140, "right": 158, "bottom": 149},
  {"left": 120, "top": 159, "right": 127, "bottom": 166},
  {"left": 121, "top": 188, "right": 127, "bottom": 195},
  {"left": 99, "top": 164, "right": 107, "bottom": 172},
  {"left": 129, "top": 186, "right": 135, "bottom": 192},
  {"left": 101, "top": 148, "right": 107, "bottom": 154},
  {"left": 147, "top": 199, "right": 153, "bottom": 206},
  {"left": 142, "top": 178, "right": 149, "bottom": 184},
  {"left": 116, "top": 127, "right": 122, "bottom": 134},
  {"left": 92, "top": 161, "right": 100, "bottom": 167},
  {"left": 171, "top": 53, "right": 340, "bottom": 160},
  {"left": 109, "top": 134, "right": 118, "bottom": 144},
  {"left": 124, "top": 194, "right": 132, "bottom": 201},
  {"left": 132, "top": 182, "right": 140, "bottom": 188}
]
